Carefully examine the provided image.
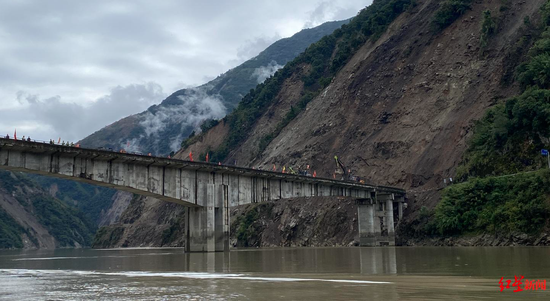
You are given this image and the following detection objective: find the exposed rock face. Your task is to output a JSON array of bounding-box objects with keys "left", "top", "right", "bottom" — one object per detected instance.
[
  {"left": 97, "top": 191, "right": 133, "bottom": 227},
  {"left": 231, "top": 197, "right": 359, "bottom": 248},
  {"left": 92, "top": 196, "right": 186, "bottom": 248}
]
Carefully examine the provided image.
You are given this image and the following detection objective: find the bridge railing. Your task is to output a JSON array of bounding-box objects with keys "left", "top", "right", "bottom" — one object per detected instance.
[{"left": 0, "top": 137, "right": 406, "bottom": 194}]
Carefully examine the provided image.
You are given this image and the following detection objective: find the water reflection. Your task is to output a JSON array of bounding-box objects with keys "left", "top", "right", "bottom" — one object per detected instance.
[{"left": 360, "top": 247, "right": 397, "bottom": 274}]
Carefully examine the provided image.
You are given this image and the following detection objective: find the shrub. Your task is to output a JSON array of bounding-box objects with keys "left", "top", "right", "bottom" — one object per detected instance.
[
  {"left": 432, "top": 0, "right": 472, "bottom": 31},
  {"left": 480, "top": 10, "right": 497, "bottom": 51},
  {"left": 435, "top": 170, "right": 550, "bottom": 235}
]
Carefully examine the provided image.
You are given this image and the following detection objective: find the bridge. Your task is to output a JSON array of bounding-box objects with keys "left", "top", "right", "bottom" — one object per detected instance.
[{"left": 0, "top": 138, "right": 406, "bottom": 251}]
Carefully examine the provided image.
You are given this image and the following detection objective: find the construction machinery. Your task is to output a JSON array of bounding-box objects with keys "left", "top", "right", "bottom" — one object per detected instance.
[
  {"left": 334, "top": 156, "right": 350, "bottom": 180},
  {"left": 334, "top": 156, "right": 365, "bottom": 183}
]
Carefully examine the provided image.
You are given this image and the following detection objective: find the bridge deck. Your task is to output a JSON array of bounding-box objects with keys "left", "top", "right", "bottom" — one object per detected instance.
[{"left": 0, "top": 138, "right": 405, "bottom": 196}]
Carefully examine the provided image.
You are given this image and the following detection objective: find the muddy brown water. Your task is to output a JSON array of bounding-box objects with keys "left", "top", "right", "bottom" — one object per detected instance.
[{"left": 0, "top": 247, "right": 548, "bottom": 300}]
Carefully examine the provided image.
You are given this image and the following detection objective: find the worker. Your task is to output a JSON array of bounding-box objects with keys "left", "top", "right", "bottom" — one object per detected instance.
[
  {"left": 5, "top": 134, "right": 9, "bottom": 139},
  {"left": 27, "top": 137, "right": 31, "bottom": 142},
  {"left": 22, "top": 136, "right": 25, "bottom": 140}
]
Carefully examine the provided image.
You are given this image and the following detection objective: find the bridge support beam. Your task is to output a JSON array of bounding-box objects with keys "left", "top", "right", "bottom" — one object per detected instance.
[
  {"left": 357, "top": 198, "right": 376, "bottom": 246},
  {"left": 186, "top": 184, "right": 229, "bottom": 252},
  {"left": 357, "top": 193, "right": 402, "bottom": 247}
]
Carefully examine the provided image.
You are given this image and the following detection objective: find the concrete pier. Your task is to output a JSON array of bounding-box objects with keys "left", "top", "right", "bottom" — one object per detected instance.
[{"left": 357, "top": 193, "right": 404, "bottom": 246}]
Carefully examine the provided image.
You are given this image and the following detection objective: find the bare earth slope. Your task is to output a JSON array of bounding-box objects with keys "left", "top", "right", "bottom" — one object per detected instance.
[{"left": 184, "top": 0, "right": 543, "bottom": 215}]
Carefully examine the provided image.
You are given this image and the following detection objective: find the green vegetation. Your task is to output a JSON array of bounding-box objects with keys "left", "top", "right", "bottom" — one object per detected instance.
[
  {"left": 0, "top": 171, "right": 97, "bottom": 248},
  {"left": 29, "top": 175, "right": 116, "bottom": 224},
  {"left": 196, "top": 0, "right": 415, "bottom": 162},
  {"left": 430, "top": 1, "right": 550, "bottom": 240},
  {"left": 32, "top": 194, "right": 96, "bottom": 247},
  {"left": 480, "top": 10, "right": 497, "bottom": 51},
  {"left": 0, "top": 206, "right": 25, "bottom": 249},
  {"left": 458, "top": 10, "right": 550, "bottom": 179},
  {"left": 92, "top": 226, "right": 125, "bottom": 248},
  {"left": 431, "top": 0, "right": 472, "bottom": 31},
  {"left": 199, "top": 119, "right": 220, "bottom": 133},
  {"left": 161, "top": 214, "right": 186, "bottom": 245},
  {"left": 434, "top": 170, "right": 550, "bottom": 235},
  {"left": 232, "top": 205, "right": 263, "bottom": 247},
  {"left": 456, "top": 89, "right": 550, "bottom": 178}
]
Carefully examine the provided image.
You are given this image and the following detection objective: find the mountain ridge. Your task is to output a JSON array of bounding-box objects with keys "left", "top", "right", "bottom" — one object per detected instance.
[{"left": 79, "top": 20, "right": 350, "bottom": 155}]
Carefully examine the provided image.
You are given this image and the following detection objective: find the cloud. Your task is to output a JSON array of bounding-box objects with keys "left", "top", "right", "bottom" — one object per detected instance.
[
  {"left": 236, "top": 35, "right": 282, "bottom": 63},
  {"left": 137, "top": 87, "right": 227, "bottom": 153},
  {"left": 0, "top": 83, "right": 165, "bottom": 142},
  {"left": 304, "top": 1, "right": 364, "bottom": 28},
  {"left": 252, "top": 61, "right": 284, "bottom": 84}
]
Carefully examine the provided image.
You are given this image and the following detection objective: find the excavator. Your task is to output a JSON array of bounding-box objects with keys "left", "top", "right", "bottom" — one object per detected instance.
[
  {"left": 334, "top": 156, "right": 365, "bottom": 183},
  {"left": 334, "top": 156, "right": 350, "bottom": 181}
]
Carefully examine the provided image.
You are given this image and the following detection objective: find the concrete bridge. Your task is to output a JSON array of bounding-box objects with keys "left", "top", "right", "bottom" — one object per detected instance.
[{"left": 0, "top": 138, "right": 406, "bottom": 251}]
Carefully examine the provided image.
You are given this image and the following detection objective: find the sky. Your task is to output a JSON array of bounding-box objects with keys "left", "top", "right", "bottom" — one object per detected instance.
[{"left": 0, "top": 0, "right": 371, "bottom": 142}]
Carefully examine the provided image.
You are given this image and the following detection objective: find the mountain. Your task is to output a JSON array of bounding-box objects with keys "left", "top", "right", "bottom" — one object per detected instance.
[
  {"left": 175, "top": 0, "right": 550, "bottom": 244},
  {"left": 0, "top": 169, "right": 136, "bottom": 249},
  {"left": 0, "top": 171, "right": 97, "bottom": 249},
  {"left": 79, "top": 20, "right": 349, "bottom": 156}
]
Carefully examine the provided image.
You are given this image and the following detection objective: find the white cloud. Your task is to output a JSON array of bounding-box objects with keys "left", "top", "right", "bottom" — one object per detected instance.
[
  {"left": 252, "top": 61, "right": 284, "bottom": 84},
  {"left": 138, "top": 87, "right": 227, "bottom": 152},
  {"left": 0, "top": 83, "right": 165, "bottom": 142}
]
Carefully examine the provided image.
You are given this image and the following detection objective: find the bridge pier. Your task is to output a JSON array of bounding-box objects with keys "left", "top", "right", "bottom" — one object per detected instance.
[
  {"left": 186, "top": 184, "right": 229, "bottom": 252},
  {"left": 357, "top": 193, "right": 404, "bottom": 247}
]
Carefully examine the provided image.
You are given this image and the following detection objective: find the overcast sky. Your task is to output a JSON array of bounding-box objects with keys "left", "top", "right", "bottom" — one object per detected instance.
[{"left": 0, "top": 0, "right": 371, "bottom": 142}]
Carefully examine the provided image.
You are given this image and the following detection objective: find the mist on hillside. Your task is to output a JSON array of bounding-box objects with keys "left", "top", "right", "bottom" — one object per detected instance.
[
  {"left": 122, "top": 87, "right": 226, "bottom": 154},
  {"left": 252, "top": 61, "right": 283, "bottom": 83}
]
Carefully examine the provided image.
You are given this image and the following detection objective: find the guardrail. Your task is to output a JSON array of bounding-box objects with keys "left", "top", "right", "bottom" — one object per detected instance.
[{"left": 0, "top": 137, "right": 406, "bottom": 194}]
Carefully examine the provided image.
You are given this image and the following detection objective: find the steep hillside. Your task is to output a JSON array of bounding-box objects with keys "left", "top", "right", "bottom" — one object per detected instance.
[
  {"left": 231, "top": 197, "right": 359, "bottom": 248},
  {"left": 92, "top": 195, "right": 186, "bottom": 248},
  {"left": 29, "top": 175, "right": 118, "bottom": 225},
  {"left": 180, "top": 0, "right": 545, "bottom": 224},
  {"left": 94, "top": 0, "right": 550, "bottom": 248},
  {"left": 79, "top": 20, "right": 349, "bottom": 156},
  {"left": 0, "top": 171, "right": 97, "bottom": 249}
]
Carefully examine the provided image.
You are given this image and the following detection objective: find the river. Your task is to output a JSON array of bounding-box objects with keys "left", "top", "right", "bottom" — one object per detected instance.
[{"left": 0, "top": 247, "right": 548, "bottom": 300}]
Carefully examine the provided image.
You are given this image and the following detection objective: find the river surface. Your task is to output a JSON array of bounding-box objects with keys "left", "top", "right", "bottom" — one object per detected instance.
[{"left": 0, "top": 247, "right": 548, "bottom": 300}]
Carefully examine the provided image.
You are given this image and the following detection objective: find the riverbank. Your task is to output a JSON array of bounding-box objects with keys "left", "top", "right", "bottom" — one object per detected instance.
[{"left": 400, "top": 232, "right": 550, "bottom": 247}]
